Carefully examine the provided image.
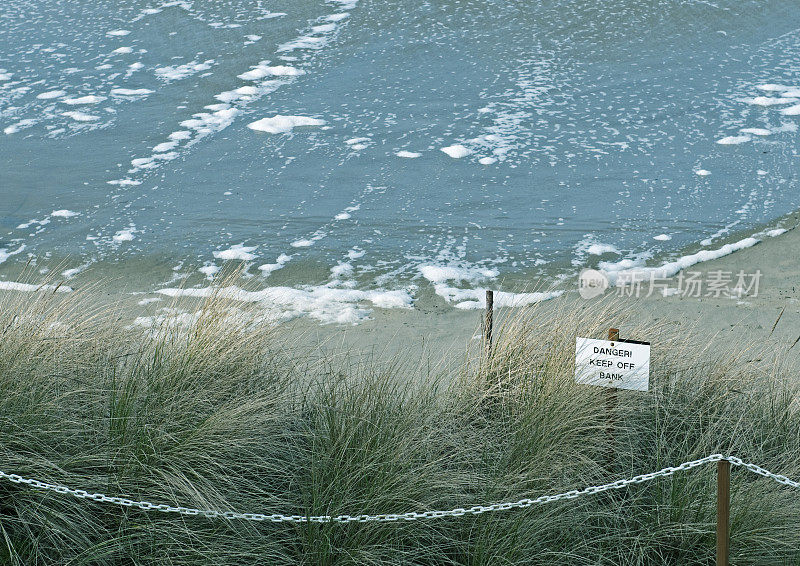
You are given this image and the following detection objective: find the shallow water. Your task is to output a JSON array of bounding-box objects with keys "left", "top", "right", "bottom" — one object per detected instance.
[{"left": 2, "top": 0, "right": 800, "bottom": 323}]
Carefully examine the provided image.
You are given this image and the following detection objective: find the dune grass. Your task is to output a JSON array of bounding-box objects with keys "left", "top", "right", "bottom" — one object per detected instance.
[{"left": 0, "top": 285, "right": 798, "bottom": 565}]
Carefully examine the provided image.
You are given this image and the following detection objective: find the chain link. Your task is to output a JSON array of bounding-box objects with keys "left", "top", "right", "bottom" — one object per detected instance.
[
  {"left": 0, "top": 454, "right": 796, "bottom": 524},
  {"left": 723, "top": 456, "right": 800, "bottom": 489}
]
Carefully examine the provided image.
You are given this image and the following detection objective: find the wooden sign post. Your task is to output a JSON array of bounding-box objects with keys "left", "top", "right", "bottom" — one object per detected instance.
[
  {"left": 606, "top": 327, "right": 619, "bottom": 466},
  {"left": 575, "top": 327, "right": 650, "bottom": 470}
]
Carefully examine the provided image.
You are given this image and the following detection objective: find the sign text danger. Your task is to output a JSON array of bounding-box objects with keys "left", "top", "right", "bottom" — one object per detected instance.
[{"left": 575, "top": 337, "right": 650, "bottom": 391}]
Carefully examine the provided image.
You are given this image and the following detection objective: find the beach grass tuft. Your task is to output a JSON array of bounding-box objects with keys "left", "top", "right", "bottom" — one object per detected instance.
[{"left": 0, "top": 287, "right": 798, "bottom": 565}]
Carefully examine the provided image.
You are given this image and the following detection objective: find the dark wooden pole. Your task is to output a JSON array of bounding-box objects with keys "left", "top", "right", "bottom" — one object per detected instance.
[
  {"left": 606, "top": 328, "right": 619, "bottom": 469},
  {"left": 484, "top": 290, "right": 494, "bottom": 360},
  {"left": 717, "top": 459, "right": 730, "bottom": 566}
]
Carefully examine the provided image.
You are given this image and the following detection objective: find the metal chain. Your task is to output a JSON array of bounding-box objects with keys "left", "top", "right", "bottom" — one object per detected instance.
[
  {"left": 724, "top": 456, "right": 800, "bottom": 489},
  {"left": 0, "top": 454, "right": 795, "bottom": 523}
]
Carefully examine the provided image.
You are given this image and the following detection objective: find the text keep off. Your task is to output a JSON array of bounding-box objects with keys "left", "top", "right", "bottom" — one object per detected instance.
[{"left": 575, "top": 337, "right": 650, "bottom": 392}]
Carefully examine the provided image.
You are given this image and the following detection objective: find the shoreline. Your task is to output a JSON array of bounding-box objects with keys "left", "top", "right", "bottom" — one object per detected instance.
[
  {"left": 291, "top": 207, "right": 800, "bottom": 365},
  {"left": 0, "top": 207, "right": 799, "bottom": 367}
]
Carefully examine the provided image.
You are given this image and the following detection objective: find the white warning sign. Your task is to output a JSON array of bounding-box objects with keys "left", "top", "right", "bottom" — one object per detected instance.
[{"left": 575, "top": 336, "right": 650, "bottom": 392}]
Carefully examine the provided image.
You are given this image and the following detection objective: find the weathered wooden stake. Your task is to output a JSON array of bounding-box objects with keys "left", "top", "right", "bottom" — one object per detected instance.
[
  {"left": 606, "top": 328, "right": 619, "bottom": 469},
  {"left": 484, "top": 290, "right": 494, "bottom": 360},
  {"left": 717, "top": 459, "right": 731, "bottom": 566}
]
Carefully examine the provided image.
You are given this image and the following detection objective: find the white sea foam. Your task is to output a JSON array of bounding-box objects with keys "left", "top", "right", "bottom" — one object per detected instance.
[
  {"left": 235, "top": 86, "right": 259, "bottom": 96},
  {"left": 125, "top": 62, "right": 144, "bottom": 77},
  {"left": 0, "top": 281, "right": 72, "bottom": 293},
  {"left": 417, "top": 263, "right": 558, "bottom": 309},
  {"left": 178, "top": 107, "right": 241, "bottom": 137},
  {"left": 153, "top": 141, "right": 178, "bottom": 152},
  {"left": 110, "top": 88, "right": 153, "bottom": 97},
  {"left": 746, "top": 96, "right": 798, "bottom": 106},
  {"left": 330, "top": 262, "right": 353, "bottom": 279},
  {"left": 756, "top": 84, "right": 790, "bottom": 92},
  {"left": 479, "top": 157, "right": 497, "bottom": 164},
  {"left": 396, "top": 150, "right": 421, "bottom": 158},
  {"left": 62, "top": 264, "right": 89, "bottom": 279},
  {"left": 312, "top": 23, "right": 337, "bottom": 33},
  {"left": 199, "top": 264, "right": 220, "bottom": 279},
  {"left": 278, "top": 36, "right": 328, "bottom": 52},
  {"left": 599, "top": 236, "right": 761, "bottom": 285},
  {"left": 440, "top": 144, "right": 472, "bottom": 158},
  {"left": 740, "top": 128, "right": 771, "bottom": 136},
  {"left": 16, "top": 218, "right": 47, "bottom": 230},
  {"left": 238, "top": 64, "right": 305, "bottom": 80},
  {"left": 716, "top": 135, "right": 751, "bottom": 145},
  {"left": 586, "top": 243, "right": 619, "bottom": 255},
  {"left": 112, "top": 226, "right": 136, "bottom": 243},
  {"left": 772, "top": 122, "right": 798, "bottom": 133},
  {"left": 107, "top": 29, "right": 131, "bottom": 36},
  {"left": 573, "top": 235, "right": 620, "bottom": 265},
  {"left": 332, "top": 0, "right": 359, "bottom": 9},
  {"left": 37, "top": 90, "right": 66, "bottom": 100},
  {"left": 247, "top": 115, "right": 325, "bottom": 134},
  {"left": 51, "top": 209, "right": 79, "bottom": 218},
  {"left": 112, "top": 47, "right": 134, "bottom": 54},
  {"left": 62, "top": 111, "right": 100, "bottom": 122},
  {"left": 62, "top": 95, "right": 106, "bottom": 105},
  {"left": 168, "top": 130, "right": 192, "bottom": 141},
  {"left": 653, "top": 234, "right": 672, "bottom": 241},
  {"left": 419, "top": 265, "right": 499, "bottom": 284},
  {"left": 155, "top": 283, "right": 412, "bottom": 325},
  {"left": 155, "top": 60, "right": 214, "bottom": 82},
  {"left": 439, "top": 288, "right": 563, "bottom": 310},
  {"left": 130, "top": 157, "right": 156, "bottom": 169},
  {"left": 780, "top": 104, "right": 800, "bottom": 116},
  {"left": 258, "top": 254, "right": 291, "bottom": 276},
  {"left": 237, "top": 66, "right": 268, "bottom": 81},
  {"left": 153, "top": 151, "right": 178, "bottom": 161},
  {"left": 695, "top": 169, "right": 711, "bottom": 176},
  {"left": 0, "top": 245, "right": 25, "bottom": 264},
  {"left": 213, "top": 244, "right": 257, "bottom": 261},
  {"left": 4, "top": 119, "right": 37, "bottom": 134}
]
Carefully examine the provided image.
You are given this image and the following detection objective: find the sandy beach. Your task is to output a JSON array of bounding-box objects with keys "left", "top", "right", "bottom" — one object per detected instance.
[{"left": 1, "top": 211, "right": 798, "bottom": 372}]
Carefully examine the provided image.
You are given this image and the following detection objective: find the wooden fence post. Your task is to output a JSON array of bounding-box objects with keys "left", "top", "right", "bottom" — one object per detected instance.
[
  {"left": 484, "top": 290, "right": 494, "bottom": 360},
  {"left": 717, "top": 459, "right": 730, "bottom": 566}
]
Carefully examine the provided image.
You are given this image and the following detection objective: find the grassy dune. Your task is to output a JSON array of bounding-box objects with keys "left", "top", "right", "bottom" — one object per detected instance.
[{"left": 0, "top": 285, "right": 798, "bottom": 565}]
